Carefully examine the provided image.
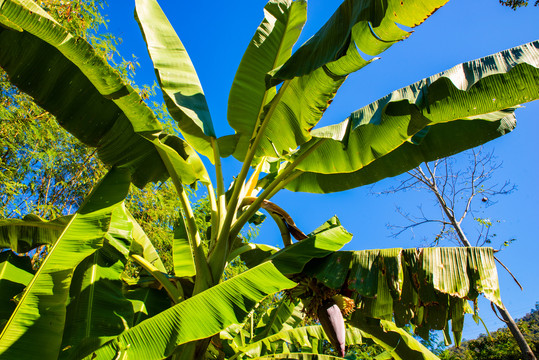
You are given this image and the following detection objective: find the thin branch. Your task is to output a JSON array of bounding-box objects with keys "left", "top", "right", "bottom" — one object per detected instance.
[
  {"left": 495, "top": 255, "right": 523, "bottom": 291},
  {"left": 490, "top": 302, "right": 508, "bottom": 323}
]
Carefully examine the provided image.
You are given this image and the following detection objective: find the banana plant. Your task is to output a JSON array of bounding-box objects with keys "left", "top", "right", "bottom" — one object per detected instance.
[{"left": 0, "top": 0, "right": 538, "bottom": 359}]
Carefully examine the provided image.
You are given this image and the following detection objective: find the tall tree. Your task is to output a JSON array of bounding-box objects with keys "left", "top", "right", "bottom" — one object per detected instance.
[{"left": 377, "top": 148, "right": 535, "bottom": 359}]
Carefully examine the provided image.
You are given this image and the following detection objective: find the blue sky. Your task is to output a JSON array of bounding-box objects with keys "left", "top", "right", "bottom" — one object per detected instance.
[{"left": 103, "top": 0, "right": 538, "bottom": 342}]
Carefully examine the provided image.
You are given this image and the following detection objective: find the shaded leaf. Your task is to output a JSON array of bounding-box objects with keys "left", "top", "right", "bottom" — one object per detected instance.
[
  {"left": 0, "top": 168, "right": 131, "bottom": 359},
  {"left": 0, "top": 215, "right": 71, "bottom": 253},
  {"left": 0, "top": 251, "right": 34, "bottom": 331}
]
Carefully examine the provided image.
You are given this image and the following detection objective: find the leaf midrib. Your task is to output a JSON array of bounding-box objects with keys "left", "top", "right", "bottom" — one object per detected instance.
[
  {"left": 249, "top": 2, "right": 299, "bottom": 141},
  {"left": 85, "top": 252, "right": 98, "bottom": 338}
]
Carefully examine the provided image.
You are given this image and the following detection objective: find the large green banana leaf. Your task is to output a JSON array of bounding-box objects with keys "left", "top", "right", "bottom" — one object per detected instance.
[
  {"left": 86, "top": 262, "right": 296, "bottom": 360},
  {"left": 247, "top": 0, "right": 437, "bottom": 161},
  {"left": 0, "top": 215, "right": 71, "bottom": 252},
  {"left": 282, "top": 41, "right": 539, "bottom": 193},
  {"left": 225, "top": 0, "right": 307, "bottom": 160},
  {"left": 240, "top": 216, "right": 351, "bottom": 274},
  {"left": 272, "top": 0, "right": 449, "bottom": 81},
  {"left": 226, "top": 0, "right": 447, "bottom": 163},
  {"left": 0, "top": 251, "right": 34, "bottom": 332},
  {"left": 0, "top": 0, "right": 207, "bottom": 188},
  {"left": 60, "top": 209, "right": 172, "bottom": 360},
  {"left": 59, "top": 244, "right": 135, "bottom": 360},
  {"left": 240, "top": 217, "right": 501, "bottom": 344},
  {"left": 134, "top": 0, "right": 216, "bottom": 160},
  {"left": 286, "top": 114, "right": 516, "bottom": 193},
  {"left": 0, "top": 167, "right": 131, "bottom": 359}
]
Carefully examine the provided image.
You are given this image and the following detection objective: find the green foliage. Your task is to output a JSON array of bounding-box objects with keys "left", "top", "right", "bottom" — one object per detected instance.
[
  {"left": 0, "top": 70, "right": 107, "bottom": 219},
  {"left": 440, "top": 304, "right": 539, "bottom": 359},
  {"left": 499, "top": 0, "right": 539, "bottom": 9}
]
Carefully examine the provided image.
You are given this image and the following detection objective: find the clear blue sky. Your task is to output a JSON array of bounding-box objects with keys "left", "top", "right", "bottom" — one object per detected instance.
[{"left": 103, "top": 0, "right": 538, "bottom": 342}]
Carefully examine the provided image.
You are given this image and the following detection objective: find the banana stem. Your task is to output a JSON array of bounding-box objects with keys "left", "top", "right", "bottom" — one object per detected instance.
[
  {"left": 230, "top": 138, "right": 325, "bottom": 239},
  {"left": 130, "top": 254, "right": 183, "bottom": 303},
  {"left": 210, "top": 137, "right": 226, "bottom": 242},
  {"left": 209, "top": 82, "right": 292, "bottom": 282},
  {"left": 206, "top": 182, "right": 219, "bottom": 248},
  {"left": 178, "top": 187, "right": 213, "bottom": 294}
]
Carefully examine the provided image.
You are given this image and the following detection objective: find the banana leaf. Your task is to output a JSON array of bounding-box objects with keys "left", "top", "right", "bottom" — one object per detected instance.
[
  {"left": 228, "top": 0, "right": 446, "bottom": 163},
  {"left": 226, "top": 0, "right": 307, "bottom": 160},
  {"left": 0, "top": 215, "right": 71, "bottom": 252},
  {"left": 134, "top": 0, "right": 216, "bottom": 160},
  {"left": 60, "top": 207, "right": 172, "bottom": 360},
  {"left": 0, "top": 0, "right": 206, "bottom": 188},
  {"left": 0, "top": 167, "right": 131, "bottom": 360},
  {"left": 59, "top": 243, "right": 134, "bottom": 360},
  {"left": 272, "top": 0, "right": 449, "bottom": 81},
  {"left": 0, "top": 251, "right": 34, "bottom": 332},
  {"left": 86, "top": 262, "right": 296, "bottom": 360},
  {"left": 299, "top": 246, "right": 500, "bottom": 345},
  {"left": 284, "top": 41, "right": 539, "bottom": 193},
  {"left": 241, "top": 216, "right": 351, "bottom": 274}
]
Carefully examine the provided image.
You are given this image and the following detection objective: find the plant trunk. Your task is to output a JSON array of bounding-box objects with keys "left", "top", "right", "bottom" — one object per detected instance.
[
  {"left": 496, "top": 303, "right": 536, "bottom": 360},
  {"left": 426, "top": 171, "right": 536, "bottom": 360}
]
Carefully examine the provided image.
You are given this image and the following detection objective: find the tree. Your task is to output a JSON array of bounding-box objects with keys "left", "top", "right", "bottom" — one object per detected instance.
[
  {"left": 0, "top": 0, "right": 538, "bottom": 359},
  {"left": 377, "top": 148, "right": 515, "bottom": 248},
  {"left": 0, "top": 0, "right": 191, "bottom": 274},
  {"left": 377, "top": 148, "right": 536, "bottom": 359},
  {"left": 499, "top": 0, "right": 539, "bottom": 9}
]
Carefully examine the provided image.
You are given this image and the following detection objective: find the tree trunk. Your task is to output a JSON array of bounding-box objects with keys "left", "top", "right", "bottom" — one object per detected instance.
[
  {"left": 425, "top": 170, "right": 536, "bottom": 360},
  {"left": 496, "top": 304, "right": 536, "bottom": 360}
]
